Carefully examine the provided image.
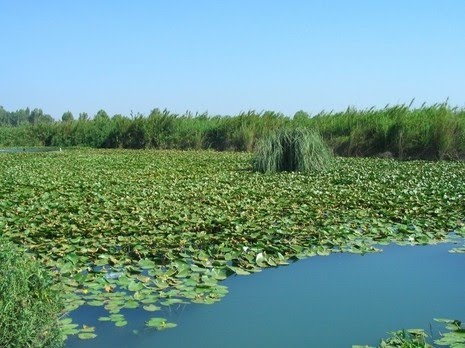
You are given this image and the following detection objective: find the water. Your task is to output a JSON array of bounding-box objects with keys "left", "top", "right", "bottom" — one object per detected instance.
[{"left": 67, "top": 242, "right": 465, "bottom": 347}]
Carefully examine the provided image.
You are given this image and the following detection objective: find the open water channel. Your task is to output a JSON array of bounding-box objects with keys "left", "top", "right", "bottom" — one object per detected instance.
[{"left": 67, "top": 241, "right": 465, "bottom": 347}]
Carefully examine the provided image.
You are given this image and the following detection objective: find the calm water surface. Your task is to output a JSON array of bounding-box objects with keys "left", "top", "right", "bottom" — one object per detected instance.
[{"left": 67, "top": 242, "right": 465, "bottom": 347}]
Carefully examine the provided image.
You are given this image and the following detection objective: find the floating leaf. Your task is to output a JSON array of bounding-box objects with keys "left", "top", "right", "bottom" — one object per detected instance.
[
  {"left": 227, "top": 266, "right": 250, "bottom": 275},
  {"left": 136, "top": 274, "right": 151, "bottom": 283},
  {"left": 124, "top": 299, "right": 139, "bottom": 309},
  {"left": 160, "top": 298, "right": 185, "bottom": 306},
  {"left": 98, "top": 317, "right": 111, "bottom": 322},
  {"left": 114, "top": 320, "right": 128, "bottom": 327},
  {"left": 78, "top": 333, "right": 97, "bottom": 340},
  {"left": 146, "top": 317, "right": 177, "bottom": 330},
  {"left": 87, "top": 300, "right": 104, "bottom": 307},
  {"left": 128, "top": 280, "right": 144, "bottom": 292},
  {"left": 80, "top": 325, "right": 95, "bottom": 333},
  {"left": 143, "top": 304, "right": 161, "bottom": 312}
]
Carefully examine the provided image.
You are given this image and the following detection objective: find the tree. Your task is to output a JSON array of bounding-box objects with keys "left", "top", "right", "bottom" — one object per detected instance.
[
  {"left": 0, "top": 106, "right": 7, "bottom": 126},
  {"left": 94, "top": 109, "right": 109, "bottom": 121},
  {"left": 28, "top": 108, "right": 43, "bottom": 125},
  {"left": 106, "top": 114, "right": 131, "bottom": 148},
  {"left": 122, "top": 115, "right": 147, "bottom": 149},
  {"left": 37, "top": 113, "right": 54, "bottom": 124},
  {"left": 61, "top": 111, "right": 74, "bottom": 123},
  {"left": 90, "top": 109, "right": 111, "bottom": 147},
  {"left": 78, "top": 112, "right": 89, "bottom": 122}
]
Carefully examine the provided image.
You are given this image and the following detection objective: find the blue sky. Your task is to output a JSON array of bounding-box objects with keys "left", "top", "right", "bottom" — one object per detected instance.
[{"left": 1, "top": 1, "right": 464, "bottom": 119}]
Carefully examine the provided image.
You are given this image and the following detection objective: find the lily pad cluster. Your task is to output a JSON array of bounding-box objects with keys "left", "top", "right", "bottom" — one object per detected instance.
[
  {"left": 354, "top": 319, "right": 465, "bottom": 347},
  {"left": 1, "top": 150, "right": 464, "bottom": 340}
]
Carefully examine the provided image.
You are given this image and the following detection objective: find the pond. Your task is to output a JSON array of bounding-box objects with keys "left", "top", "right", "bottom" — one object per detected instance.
[{"left": 67, "top": 241, "right": 465, "bottom": 347}]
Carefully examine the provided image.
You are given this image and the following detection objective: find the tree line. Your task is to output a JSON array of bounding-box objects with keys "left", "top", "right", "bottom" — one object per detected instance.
[{"left": 1, "top": 103, "right": 464, "bottom": 160}]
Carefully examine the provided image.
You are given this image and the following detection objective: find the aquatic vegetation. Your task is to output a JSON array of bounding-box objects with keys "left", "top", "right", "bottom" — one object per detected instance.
[
  {"left": 355, "top": 319, "right": 465, "bottom": 348},
  {"left": 145, "top": 317, "right": 177, "bottom": 330},
  {"left": 0, "top": 237, "right": 64, "bottom": 347},
  {"left": 354, "top": 329, "right": 432, "bottom": 347},
  {"left": 434, "top": 319, "right": 465, "bottom": 347},
  {"left": 0, "top": 150, "right": 464, "bottom": 340},
  {"left": 252, "top": 128, "right": 333, "bottom": 173}
]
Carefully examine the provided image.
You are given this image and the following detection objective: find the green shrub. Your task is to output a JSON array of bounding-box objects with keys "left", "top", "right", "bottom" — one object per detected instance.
[
  {"left": 0, "top": 237, "right": 64, "bottom": 348},
  {"left": 252, "top": 128, "right": 333, "bottom": 173}
]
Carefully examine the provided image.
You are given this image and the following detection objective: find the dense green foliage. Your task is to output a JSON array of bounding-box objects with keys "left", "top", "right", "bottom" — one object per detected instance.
[
  {"left": 0, "top": 237, "right": 64, "bottom": 347},
  {"left": 0, "top": 106, "right": 54, "bottom": 126},
  {"left": 1, "top": 103, "right": 465, "bottom": 160},
  {"left": 1, "top": 150, "right": 464, "bottom": 340},
  {"left": 308, "top": 103, "right": 465, "bottom": 160},
  {"left": 253, "top": 128, "right": 333, "bottom": 173}
]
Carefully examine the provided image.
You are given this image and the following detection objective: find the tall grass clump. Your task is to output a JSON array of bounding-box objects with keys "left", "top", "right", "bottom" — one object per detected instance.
[
  {"left": 253, "top": 128, "right": 333, "bottom": 173},
  {"left": 0, "top": 237, "right": 64, "bottom": 348}
]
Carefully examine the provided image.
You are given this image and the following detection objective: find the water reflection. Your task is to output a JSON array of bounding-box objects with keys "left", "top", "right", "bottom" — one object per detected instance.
[{"left": 67, "top": 242, "right": 465, "bottom": 348}]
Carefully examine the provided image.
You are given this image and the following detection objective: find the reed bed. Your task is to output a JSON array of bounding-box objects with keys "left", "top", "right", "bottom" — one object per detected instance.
[
  {"left": 252, "top": 128, "right": 333, "bottom": 173},
  {"left": 1, "top": 103, "right": 464, "bottom": 160}
]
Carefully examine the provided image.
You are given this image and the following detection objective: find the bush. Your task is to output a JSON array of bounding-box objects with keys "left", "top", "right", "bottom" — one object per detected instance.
[
  {"left": 252, "top": 128, "right": 333, "bottom": 173},
  {"left": 0, "top": 237, "right": 64, "bottom": 348}
]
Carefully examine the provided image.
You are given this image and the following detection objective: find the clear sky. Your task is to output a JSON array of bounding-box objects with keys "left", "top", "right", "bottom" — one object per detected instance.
[{"left": 1, "top": 0, "right": 464, "bottom": 119}]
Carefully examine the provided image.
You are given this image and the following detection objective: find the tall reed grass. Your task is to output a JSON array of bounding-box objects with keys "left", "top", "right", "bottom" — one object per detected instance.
[
  {"left": 252, "top": 128, "right": 333, "bottom": 173},
  {"left": 1, "top": 103, "right": 464, "bottom": 160}
]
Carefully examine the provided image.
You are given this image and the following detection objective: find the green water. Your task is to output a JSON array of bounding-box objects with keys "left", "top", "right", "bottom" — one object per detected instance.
[{"left": 67, "top": 242, "right": 465, "bottom": 347}]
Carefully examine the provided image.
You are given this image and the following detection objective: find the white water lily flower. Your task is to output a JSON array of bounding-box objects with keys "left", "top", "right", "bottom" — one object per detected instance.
[
  {"left": 408, "top": 236, "right": 415, "bottom": 242},
  {"left": 242, "top": 246, "right": 249, "bottom": 252}
]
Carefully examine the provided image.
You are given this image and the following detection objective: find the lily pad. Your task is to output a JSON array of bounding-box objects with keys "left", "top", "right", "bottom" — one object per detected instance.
[
  {"left": 146, "top": 317, "right": 177, "bottom": 330},
  {"left": 78, "top": 333, "right": 97, "bottom": 340},
  {"left": 143, "top": 304, "right": 161, "bottom": 312}
]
